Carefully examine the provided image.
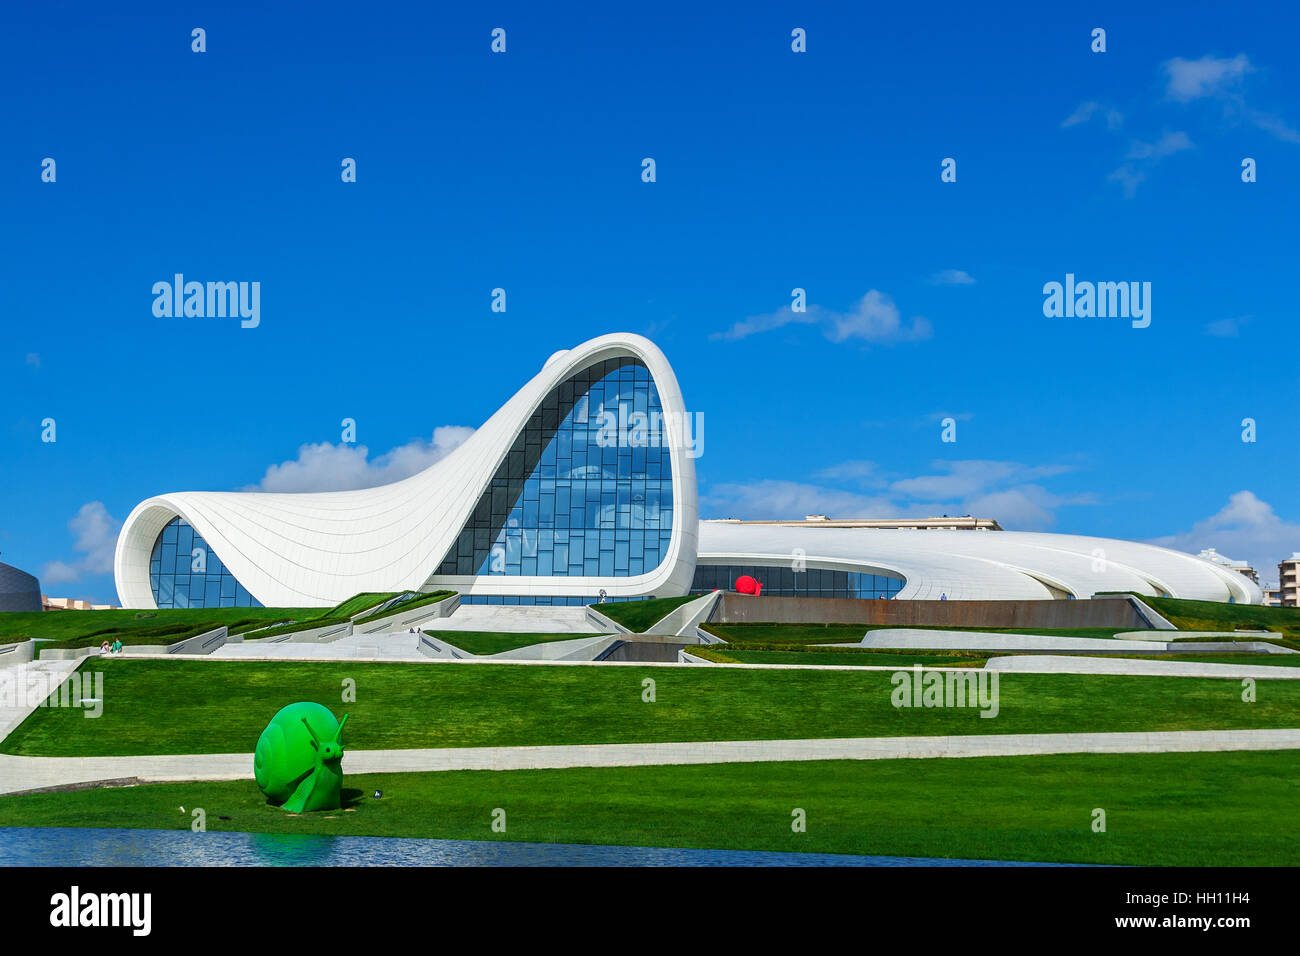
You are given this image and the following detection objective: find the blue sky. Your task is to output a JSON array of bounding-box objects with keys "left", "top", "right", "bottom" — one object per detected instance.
[{"left": 2, "top": 1, "right": 1297, "bottom": 603}]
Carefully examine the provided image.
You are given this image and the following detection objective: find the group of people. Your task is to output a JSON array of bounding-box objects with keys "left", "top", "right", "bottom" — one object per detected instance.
[{"left": 99, "top": 639, "right": 124, "bottom": 655}]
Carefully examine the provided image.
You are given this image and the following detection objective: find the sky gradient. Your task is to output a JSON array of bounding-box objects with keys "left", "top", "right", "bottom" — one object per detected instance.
[{"left": 3, "top": 1, "right": 1297, "bottom": 603}]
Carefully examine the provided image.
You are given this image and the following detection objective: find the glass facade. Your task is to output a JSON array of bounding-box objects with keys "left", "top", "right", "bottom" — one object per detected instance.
[
  {"left": 149, "top": 517, "right": 262, "bottom": 609},
  {"left": 690, "top": 564, "right": 904, "bottom": 600},
  {"left": 437, "top": 357, "right": 675, "bottom": 580}
]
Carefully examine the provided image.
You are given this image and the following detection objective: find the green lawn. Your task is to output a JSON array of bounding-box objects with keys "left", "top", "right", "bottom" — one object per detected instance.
[
  {"left": 0, "top": 606, "right": 316, "bottom": 650},
  {"left": 1, "top": 750, "right": 1295, "bottom": 865},
  {"left": 694, "top": 645, "right": 1300, "bottom": 669},
  {"left": 229, "top": 592, "right": 457, "bottom": 641},
  {"left": 5, "top": 658, "right": 1297, "bottom": 757},
  {"left": 701, "top": 622, "right": 1130, "bottom": 645},
  {"left": 1144, "top": 595, "right": 1300, "bottom": 641},
  {"left": 591, "top": 595, "right": 697, "bottom": 632},
  {"left": 694, "top": 646, "right": 989, "bottom": 667},
  {"left": 433, "top": 631, "right": 605, "bottom": 655}
]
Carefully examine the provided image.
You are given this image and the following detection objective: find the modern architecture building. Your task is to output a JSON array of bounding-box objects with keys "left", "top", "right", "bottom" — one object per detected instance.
[
  {"left": 113, "top": 333, "right": 1263, "bottom": 609},
  {"left": 0, "top": 560, "right": 42, "bottom": 613},
  {"left": 693, "top": 521, "right": 1258, "bottom": 603}
]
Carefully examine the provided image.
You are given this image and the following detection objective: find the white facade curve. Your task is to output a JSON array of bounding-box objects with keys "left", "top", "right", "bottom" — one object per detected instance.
[
  {"left": 115, "top": 333, "right": 699, "bottom": 609},
  {"left": 695, "top": 522, "right": 1261, "bottom": 604}
]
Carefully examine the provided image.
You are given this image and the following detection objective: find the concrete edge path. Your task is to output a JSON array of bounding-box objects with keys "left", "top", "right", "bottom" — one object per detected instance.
[
  {"left": 985, "top": 654, "right": 1300, "bottom": 679},
  {"left": 3, "top": 728, "right": 1298, "bottom": 796}
]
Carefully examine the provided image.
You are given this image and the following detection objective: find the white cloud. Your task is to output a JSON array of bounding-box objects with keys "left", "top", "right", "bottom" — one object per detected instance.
[
  {"left": 712, "top": 291, "right": 931, "bottom": 345},
  {"left": 1204, "top": 315, "right": 1250, "bottom": 338},
  {"left": 1164, "top": 54, "right": 1253, "bottom": 102},
  {"left": 711, "top": 305, "right": 819, "bottom": 341},
  {"left": 889, "top": 460, "right": 1074, "bottom": 502},
  {"left": 928, "top": 269, "right": 976, "bottom": 286},
  {"left": 701, "top": 480, "right": 899, "bottom": 521},
  {"left": 1062, "top": 101, "right": 1123, "bottom": 130},
  {"left": 812, "top": 460, "right": 883, "bottom": 486},
  {"left": 1127, "top": 130, "right": 1194, "bottom": 160},
  {"left": 960, "top": 486, "right": 1067, "bottom": 531},
  {"left": 702, "top": 459, "right": 1090, "bottom": 531},
  {"left": 39, "top": 501, "right": 122, "bottom": 586},
  {"left": 247, "top": 426, "right": 475, "bottom": 493},
  {"left": 1147, "top": 491, "right": 1300, "bottom": 581},
  {"left": 1163, "top": 53, "right": 1298, "bottom": 143},
  {"left": 1107, "top": 165, "right": 1146, "bottom": 199},
  {"left": 1108, "top": 130, "right": 1194, "bottom": 198},
  {"left": 1248, "top": 110, "right": 1300, "bottom": 144},
  {"left": 39, "top": 559, "right": 79, "bottom": 586}
]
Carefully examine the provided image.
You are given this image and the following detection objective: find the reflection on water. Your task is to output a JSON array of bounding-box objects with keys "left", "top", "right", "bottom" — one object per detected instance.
[{"left": 0, "top": 827, "right": 1064, "bottom": 867}]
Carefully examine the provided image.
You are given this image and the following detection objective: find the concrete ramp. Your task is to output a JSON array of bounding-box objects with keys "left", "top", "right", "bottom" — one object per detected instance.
[{"left": 432, "top": 604, "right": 600, "bottom": 634}]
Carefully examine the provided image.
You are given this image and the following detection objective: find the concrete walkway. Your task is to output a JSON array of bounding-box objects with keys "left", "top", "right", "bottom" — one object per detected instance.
[
  {"left": 985, "top": 654, "right": 1300, "bottom": 679},
  {"left": 213, "top": 632, "right": 428, "bottom": 661},
  {"left": 3, "top": 728, "right": 1298, "bottom": 795},
  {"left": 430, "top": 605, "right": 600, "bottom": 634},
  {"left": 0, "top": 660, "right": 81, "bottom": 742},
  {"left": 1113, "top": 629, "right": 1284, "bottom": 642}
]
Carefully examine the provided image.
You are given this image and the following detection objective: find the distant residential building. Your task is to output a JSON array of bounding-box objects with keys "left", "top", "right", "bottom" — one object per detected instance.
[
  {"left": 1279, "top": 554, "right": 1300, "bottom": 608},
  {"left": 1198, "top": 548, "right": 1258, "bottom": 584},
  {"left": 42, "top": 596, "right": 121, "bottom": 611},
  {"left": 1261, "top": 586, "right": 1283, "bottom": 607}
]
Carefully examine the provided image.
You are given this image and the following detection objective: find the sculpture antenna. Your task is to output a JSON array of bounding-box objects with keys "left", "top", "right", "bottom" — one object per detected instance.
[{"left": 301, "top": 715, "right": 322, "bottom": 750}]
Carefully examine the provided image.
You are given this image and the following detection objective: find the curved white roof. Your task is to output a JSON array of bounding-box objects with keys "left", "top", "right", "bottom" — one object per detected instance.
[
  {"left": 115, "top": 333, "right": 699, "bottom": 608},
  {"left": 697, "top": 522, "right": 1261, "bottom": 603}
]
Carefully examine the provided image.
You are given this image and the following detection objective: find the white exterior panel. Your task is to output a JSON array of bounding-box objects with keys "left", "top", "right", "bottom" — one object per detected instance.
[
  {"left": 696, "top": 523, "right": 1262, "bottom": 604},
  {"left": 115, "top": 333, "right": 698, "bottom": 608}
]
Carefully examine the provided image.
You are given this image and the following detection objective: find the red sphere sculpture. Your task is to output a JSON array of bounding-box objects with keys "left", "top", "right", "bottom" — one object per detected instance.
[{"left": 734, "top": 574, "right": 763, "bottom": 596}]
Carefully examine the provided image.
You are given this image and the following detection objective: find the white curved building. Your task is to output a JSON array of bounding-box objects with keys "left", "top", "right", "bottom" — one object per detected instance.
[
  {"left": 693, "top": 522, "right": 1259, "bottom": 604},
  {"left": 114, "top": 332, "right": 1259, "bottom": 609},
  {"left": 115, "top": 333, "right": 698, "bottom": 609}
]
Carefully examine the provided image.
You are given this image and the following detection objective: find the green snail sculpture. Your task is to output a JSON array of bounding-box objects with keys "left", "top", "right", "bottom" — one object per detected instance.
[{"left": 254, "top": 702, "right": 349, "bottom": 813}]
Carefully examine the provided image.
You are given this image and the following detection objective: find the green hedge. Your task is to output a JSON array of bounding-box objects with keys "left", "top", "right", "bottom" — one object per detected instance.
[
  {"left": 588, "top": 595, "right": 697, "bottom": 632},
  {"left": 247, "top": 616, "right": 354, "bottom": 640},
  {"left": 1144, "top": 595, "right": 1300, "bottom": 641},
  {"left": 325, "top": 592, "right": 401, "bottom": 619},
  {"left": 40, "top": 619, "right": 228, "bottom": 651},
  {"left": 354, "top": 591, "right": 455, "bottom": 624}
]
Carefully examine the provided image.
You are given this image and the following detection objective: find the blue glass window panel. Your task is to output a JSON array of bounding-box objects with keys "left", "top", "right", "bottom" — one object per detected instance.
[
  {"left": 149, "top": 517, "right": 262, "bottom": 609},
  {"left": 687, "top": 564, "right": 905, "bottom": 599},
  {"left": 437, "top": 357, "right": 674, "bottom": 580}
]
